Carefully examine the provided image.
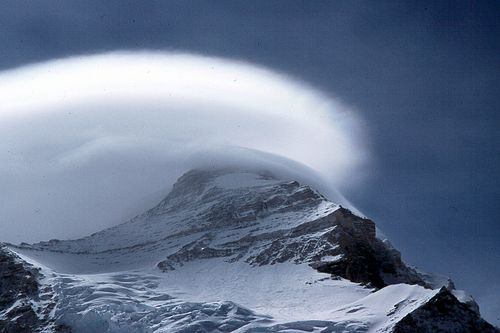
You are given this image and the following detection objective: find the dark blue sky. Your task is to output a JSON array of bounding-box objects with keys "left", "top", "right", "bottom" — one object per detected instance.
[{"left": 1, "top": 0, "right": 498, "bottom": 323}]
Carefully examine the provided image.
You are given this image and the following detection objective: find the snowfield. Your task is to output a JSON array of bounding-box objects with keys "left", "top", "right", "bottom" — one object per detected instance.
[{"left": 10, "top": 250, "right": 438, "bottom": 333}]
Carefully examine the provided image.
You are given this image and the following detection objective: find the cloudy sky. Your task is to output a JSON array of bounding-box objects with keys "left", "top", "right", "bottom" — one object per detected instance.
[{"left": 0, "top": 0, "right": 498, "bottom": 324}]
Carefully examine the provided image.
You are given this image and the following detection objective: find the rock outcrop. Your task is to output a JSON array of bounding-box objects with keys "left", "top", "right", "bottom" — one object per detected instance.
[
  {"left": 393, "top": 287, "right": 498, "bottom": 333},
  {"left": 0, "top": 246, "right": 68, "bottom": 332}
]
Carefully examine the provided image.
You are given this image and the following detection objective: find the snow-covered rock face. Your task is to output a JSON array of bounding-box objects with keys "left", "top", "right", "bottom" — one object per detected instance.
[
  {"left": 0, "top": 246, "right": 67, "bottom": 332},
  {"left": 3, "top": 169, "right": 498, "bottom": 332}
]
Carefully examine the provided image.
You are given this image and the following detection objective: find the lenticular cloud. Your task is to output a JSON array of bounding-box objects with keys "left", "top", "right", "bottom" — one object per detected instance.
[{"left": 0, "top": 51, "right": 370, "bottom": 243}]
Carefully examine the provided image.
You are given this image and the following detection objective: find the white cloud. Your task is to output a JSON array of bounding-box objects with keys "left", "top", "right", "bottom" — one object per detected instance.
[{"left": 0, "top": 51, "right": 370, "bottom": 243}]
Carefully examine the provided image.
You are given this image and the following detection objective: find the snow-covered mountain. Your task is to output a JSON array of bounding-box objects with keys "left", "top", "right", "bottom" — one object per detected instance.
[{"left": 1, "top": 169, "right": 497, "bottom": 332}]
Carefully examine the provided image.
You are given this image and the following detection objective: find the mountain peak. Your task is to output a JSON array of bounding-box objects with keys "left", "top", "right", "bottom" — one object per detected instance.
[{"left": 4, "top": 168, "right": 497, "bottom": 332}]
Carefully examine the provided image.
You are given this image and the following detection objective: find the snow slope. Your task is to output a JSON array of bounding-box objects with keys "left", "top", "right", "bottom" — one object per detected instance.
[
  {"left": 4, "top": 169, "right": 496, "bottom": 332},
  {"left": 10, "top": 250, "right": 439, "bottom": 333}
]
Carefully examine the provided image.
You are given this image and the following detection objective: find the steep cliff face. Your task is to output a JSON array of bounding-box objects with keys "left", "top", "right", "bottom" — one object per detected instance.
[
  {"left": 309, "top": 208, "right": 425, "bottom": 289},
  {"left": 3, "top": 169, "right": 498, "bottom": 332}
]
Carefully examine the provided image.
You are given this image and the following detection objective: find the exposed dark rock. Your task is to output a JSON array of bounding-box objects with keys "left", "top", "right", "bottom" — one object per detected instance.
[
  {"left": 311, "top": 208, "right": 426, "bottom": 289},
  {"left": 393, "top": 287, "right": 499, "bottom": 333},
  {"left": 0, "top": 245, "right": 68, "bottom": 333},
  {"left": 0, "top": 245, "right": 42, "bottom": 332}
]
